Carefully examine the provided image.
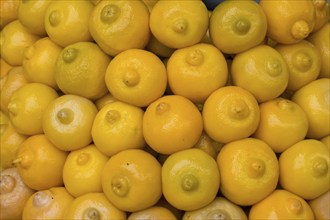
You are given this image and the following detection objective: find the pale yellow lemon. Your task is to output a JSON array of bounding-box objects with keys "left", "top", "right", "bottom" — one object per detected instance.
[
  {"left": 312, "top": 0, "right": 329, "bottom": 32},
  {"left": 55, "top": 41, "right": 111, "bottom": 100},
  {"left": 217, "top": 138, "right": 279, "bottom": 206},
  {"left": 0, "top": 0, "right": 19, "bottom": 29},
  {"left": 42, "top": 94, "right": 98, "bottom": 151},
  {"left": 143, "top": 95, "right": 203, "bottom": 154},
  {"left": 308, "top": 190, "right": 330, "bottom": 220},
  {"left": 89, "top": 0, "right": 150, "bottom": 56},
  {"left": 13, "top": 134, "right": 68, "bottom": 191},
  {"left": 279, "top": 139, "right": 329, "bottom": 200},
  {"left": 64, "top": 193, "right": 127, "bottom": 220},
  {"left": 182, "top": 197, "right": 248, "bottom": 220},
  {"left": 202, "top": 86, "right": 260, "bottom": 144},
  {"left": 7, "top": 83, "right": 59, "bottom": 136},
  {"left": 167, "top": 43, "right": 228, "bottom": 104},
  {"left": 18, "top": 0, "right": 51, "bottom": 36},
  {"left": 149, "top": 0, "right": 209, "bottom": 49},
  {"left": 44, "top": 0, "right": 94, "bottom": 47},
  {"left": 0, "top": 167, "right": 35, "bottom": 220},
  {"left": 231, "top": 45, "right": 289, "bottom": 103},
  {"left": 94, "top": 93, "right": 118, "bottom": 110},
  {"left": 92, "top": 101, "right": 146, "bottom": 157},
  {"left": 275, "top": 40, "right": 321, "bottom": 91},
  {"left": 22, "top": 37, "right": 62, "bottom": 90},
  {"left": 22, "top": 187, "right": 74, "bottom": 220},
  {"left": 259, "top": 0, "right": 316, "bottom": 44},
  {"left": 0, "top": 20, "right": 40, "bottom": 66},
  {"left": 105, "top": 49, "right": 167, "bottom": 107},
  {"left": 102, "top": 149, "right": 162, "bottom": 212},
  {"left": 249, "top": 189, "right": 315, "bottom": 220},
  {"left": 128, "top": 206, "right": 177, "bottom": 220},
  {"left": 253, "top": 97, "right": 308, "bottom": 153},
  {"left": 291, "top": 78, "right": 330, "bottom": 139},
  {"left": 209, "top": 0, "right": 267, "bottom": 54}
]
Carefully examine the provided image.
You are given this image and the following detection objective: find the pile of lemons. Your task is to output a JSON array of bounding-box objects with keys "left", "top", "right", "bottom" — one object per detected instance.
[{"left": 1, "top": 0, "right": 329, "bottom": 219}]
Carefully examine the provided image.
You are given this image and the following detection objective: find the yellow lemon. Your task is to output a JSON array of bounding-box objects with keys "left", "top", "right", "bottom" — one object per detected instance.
[
  {"left": 105, "top": 49, "right": 167, "bottom": 107},
  {"left": 0, "top": 0, "right": 19, "bottom": 29},
  {"left": 167, "top": 43, "right": 228, "bottom": 104},
  {"left": 128, "top": 206, "right": 177, "bottom": 220},
  {"left": 0, "top": 168, "right": 35, "bottom": 220},
  {"left": 231, "top": 45, "right": 289, "bottom": 103},
  {"left": 307, "top": 22, "right": 330, "bottom": 78},
  {"left": 89, "top": 0, "right": 150, "bottom": 56},
  {"left": 13, "top": 134, "right": 68, "bottom": 191},
  {"left": 193, "top": 131, "right": 223, "bottom": 160},
  {"left": 92, "top": 101, "right": 146, "bottom": 157},
  {"left": 253, "top": 97, "right": 308, "bottom": 153},
  {"left": 279, "top": 139, "right": 329, "bottom": 200},
  {"left": 18, "top": 0, "right": 51, "bottom": 36},
  {"left": 55, "top": 42, "right": 110, "bottom": 100},
  {"left": 44, "top": 0, "right": 94, "bottom": 47},
  {"left": 182, "top": 196, "right": 248, "bottom": 220},
  {"left": 42, "top": 94, "right": 98, "bottom": 151},
  {"left": 142, "top": 0, "right": 158, "bottom": 12},
  {"left": 143, "top": 95, "right": 203, "bottom": 154},
  {"left": 156, "top": 196, "right": 184, "bottom": 220},
  {"left": 312, "top": 0, "right": 329, "bottom": 33},
  {"left": 7, "top": 83, "right": 59, "bottom": 136},
  {"left": 209, "top": 0, "right": 267, "bottom": 54},
  {"left": 249, "top": 189, "right": 315, "bottom": 220},
  {"left": 202, "top": 86, "right": 260, "bottom": 144},
  {"left": 0, "top": 58, "right": 13, "bottom": 78},
  {"left": 275, "top": 40, "right": 321, "bottom": 91},
  {"left": 0, "top": 111, "right": 27, "bottom": 171},
  {"left": 63, "top": 144, "right": 109, "bottom": 197},
  {"left": 22, "top": 187, "right": 74, "bottom": 220},
  {"left": 22, "top": 37, "right": 62, "bottom": 90},
  {"left": 162, "top": 148, "right": 220, "bottom": 211},
  {"left": 308, "top": 190, "right": 330, "bottom": 220},
  {"left": 217, "top": 138, "right": 279, "bottom": 206},
  {"left": 94, "top": 93, "right": 118, "bottom": 110},
  {"left": 320, "top": 135, "right": 330, "bottom": 149},
  {"left": 149, "top": 0, "right": 209, "bottom": 49},
  {"left": 64, "top": 193, "right": 127, "bottom": 220},
  {"left": 259, "top": 0, "right": 315, "bottom": 44},
  {"left": 291, "top": 78, "right": 330, "bottom": 139},
  {"left": 102, "top": 149, "right": 162, "bottom": 212},
  {"left": 0, "top": 20, "right": 40, "bottom": 66},
  {"left": 0, "top": 66, "right": 28, "bottom": 114}
]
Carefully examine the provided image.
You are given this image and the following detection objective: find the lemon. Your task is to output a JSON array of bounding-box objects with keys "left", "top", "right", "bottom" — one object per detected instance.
[
  {"left": 162, "top": 148, "right": 220, "bottom": 211},
  {"left": 259, "top": 0, "right": 316, "bottom": 44},
  {"left": 308, "top": 190, "right": 330, "bottom": 220},
  {"left": 63, "top": 144, "right": 109, "bottom": 197},
  {"left": 18, "top": 0, "right": 51, "bottom": 36},
  {"left": 128, "top": 206, "right": 177, "bottom": 220},
  {"left": 0, "top": 0, "right": 19, "bottom": 29},
  {"left": 146, "top": 34, "right": 176, "bottom": 58},
  {"left": 249, "top": 189, "right": 315, "bottom": 220},
  {"left": 22, "top": 187, "right": 74, "bottom": 220},
  {"left": 89, "top": 0, "right": 150, "bottom": 56},
  {"left": 193, "top": 131, "right": 223, "bottom": 159},
  {"left": 182, "top": 197, "right": 248, "bottom": 220},
  {"left": 217, "top": 138, "right": 279, "bottom": 206},
  {"left": 94, "top": 93, "right": 118, "bottom": 110},
  {"left": 55, "top": 41, "right": 110, "bottom": 100},
  {"left": 167, "top": 43, "right": 228, "bottom": 104},
  {"left": 307, "top": 22, "right": 330, "bottom": 78},
  {"left": 253, "top": 97, "right": 309, "bottom": 153},
  {"left": 0, "top": 58, "right": 13, "bottom": 78},
  {"left": 312, "top": 0, "right": 329, "bottom": 33},
  {"left": 202, "top": 86, "right": 260, "bottom": 144},
  {"left": 231, "top": 45, "right": 289, "bottom": 103},
  {"left": 279, "top": 139, "right": 329, "bottom": 200},
  {"left": 105, "top": 49, "right": 167, "bottom": 107},
  {"left": 0, "top": 167, "right": 35, "bottom": 220},
  {"left": 44, "top": 0, "right": 94, "bottom": 47},
  {"left": 209, "top": 0, "right": 267, "bottom": 54},
  {"left": 7, "top": 83, "right": 59, "bottom": 136},
  {"left": 0, "top": 66, "right": 28, "bottom": 114},
  {"left": 102, "top": 149, "right": 162, "bottom": 212},
  {"left": 13, "top": 134, "right": 68, "bottom": 191},
  {"left": 291, "top": 78, "right": 330, "bottom": 139},
  {"left": 156, "top": 196, "right": 184, "bottom": 220},
  {"left": 0, "top": 20, "right": 40, "bottom": 66},
  {"left": 42, "top": 94, "right": 98, "bottom": 151},
  {"left": 0, "top": 111, "right": 27, "bottom": 171},
  {"left": 142, "top": 0, "right": 158, "bottom": 12},
  {"left": 143, "top": 95, "right": 203, "bottom": 154},
  {"left": 64, "top": 193, "right": 127, "bottom": 220},
  {"left": 320, "top": 135, "right": 330, "bottom": 149},
  {"left": 92, "top": 101, "right": 146, "bottom": 157},
  {"left": 275, "top": 40, "right": 321, "bottom": 91},
  {"left": 149, "top": 0, "right": 209, "bottom": 49}
]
